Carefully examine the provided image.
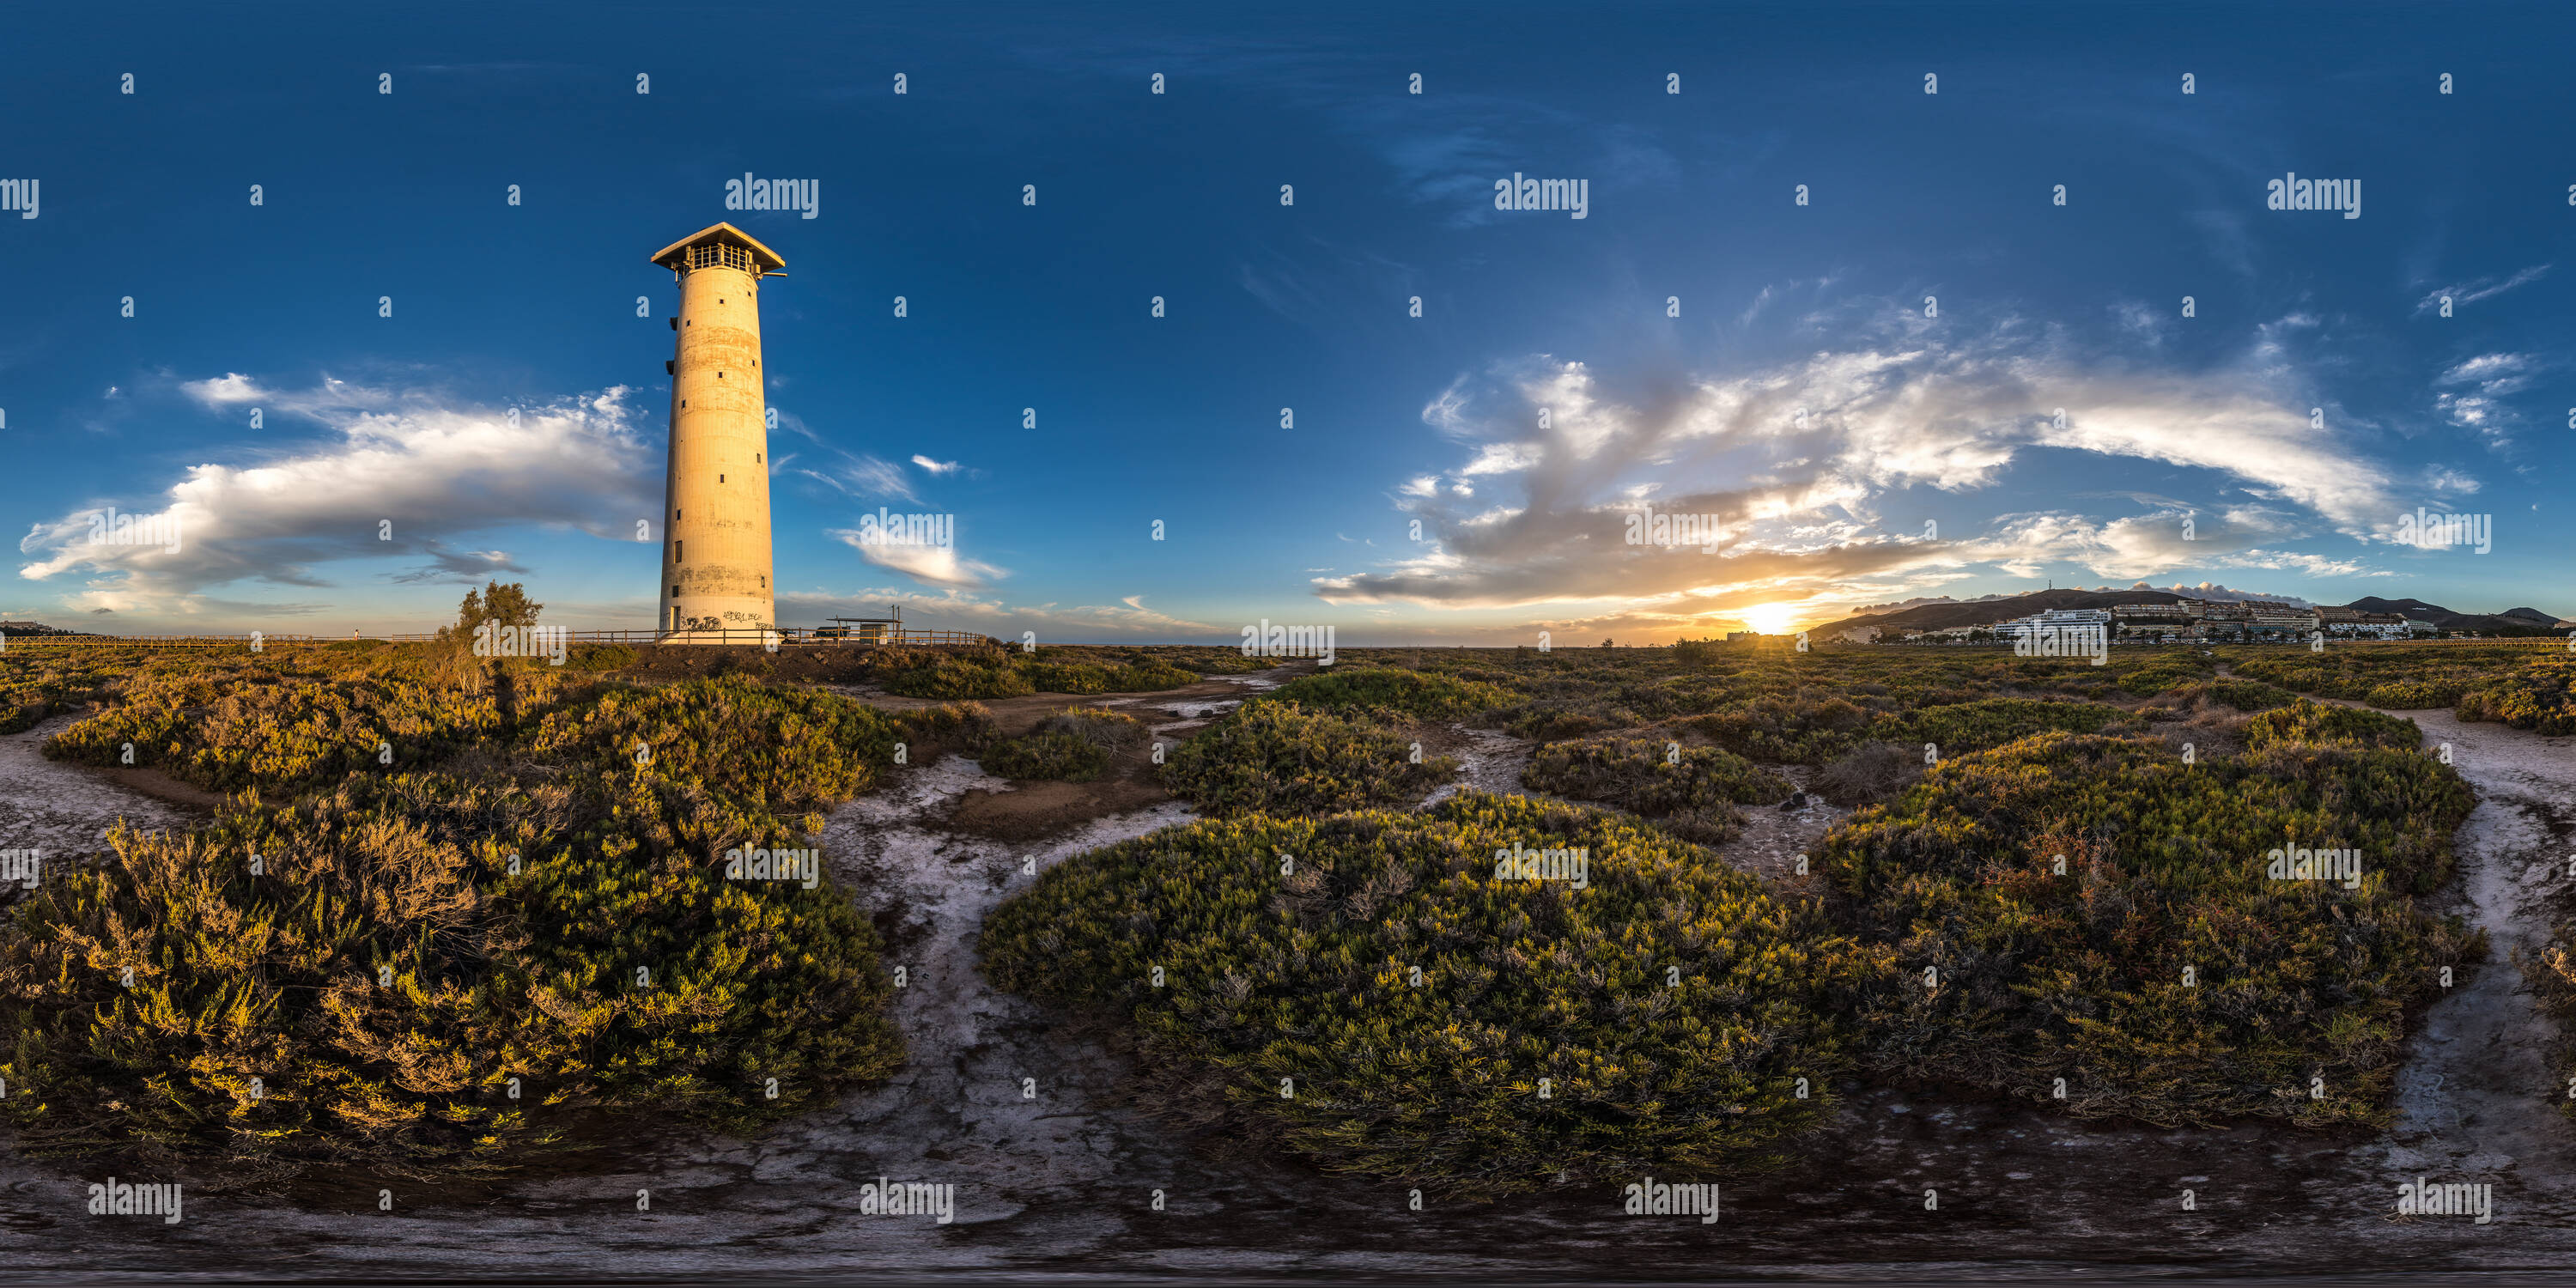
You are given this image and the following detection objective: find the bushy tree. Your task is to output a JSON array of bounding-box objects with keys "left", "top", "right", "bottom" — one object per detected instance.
[{"left": 431, "top": 580, "right": 543, "bottom": 648}]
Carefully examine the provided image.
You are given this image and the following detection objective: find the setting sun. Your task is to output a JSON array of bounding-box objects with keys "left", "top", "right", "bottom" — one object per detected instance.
[{"left": 1741, "top": 603, "right": 1799, "bottom": 635}]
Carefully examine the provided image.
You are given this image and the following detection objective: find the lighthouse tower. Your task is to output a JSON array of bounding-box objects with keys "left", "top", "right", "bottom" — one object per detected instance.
[{"left": 650, "top": 223, "right": 785, "bottom": 640}]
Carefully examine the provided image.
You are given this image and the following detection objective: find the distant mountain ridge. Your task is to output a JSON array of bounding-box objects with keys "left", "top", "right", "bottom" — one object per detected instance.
[
  {"left": 2336, "top": 597, "right": 2572, "bottom": 633},
  {"left": 1810, "top": 591, "right": 2570, "bottom": 637}
]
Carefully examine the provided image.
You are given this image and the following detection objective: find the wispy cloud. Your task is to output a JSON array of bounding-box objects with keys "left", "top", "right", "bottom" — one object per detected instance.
[{"left": 2415, "top": 264, "right": 2549, "bottom": 314}]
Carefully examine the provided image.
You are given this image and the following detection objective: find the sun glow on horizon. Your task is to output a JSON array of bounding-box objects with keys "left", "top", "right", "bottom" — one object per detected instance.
[{"left": 1741, "top": 603, "right": 1799, "bottom": 635}]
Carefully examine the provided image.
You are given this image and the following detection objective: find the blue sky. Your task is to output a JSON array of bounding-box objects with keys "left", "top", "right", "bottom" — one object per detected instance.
[{"left": 5, "top": 1, "right": 2570, "bottom": 642}]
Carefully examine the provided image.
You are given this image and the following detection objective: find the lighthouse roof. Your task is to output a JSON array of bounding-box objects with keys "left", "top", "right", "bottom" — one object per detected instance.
[{"left": 649, "top": 222, "right": 787, "bottom": 272}]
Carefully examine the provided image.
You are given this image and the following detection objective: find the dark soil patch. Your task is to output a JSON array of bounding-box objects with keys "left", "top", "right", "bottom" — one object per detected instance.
[{"left": 93, "top": 763, "right": 225, "bottom": 811}]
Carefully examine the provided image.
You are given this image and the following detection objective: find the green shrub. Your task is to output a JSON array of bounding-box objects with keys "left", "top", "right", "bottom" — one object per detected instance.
[
  {"left": 1670, "top": 637, "right": 1724, "bottom": 666},
  {"left": 890, "top": 701, "right": 995, "bottom": 758},
  {"left": 1882, "top": 698, "right": 2136, "bottom": 756},
  {"left": 44, "top": 665, "right": 574, "bottom": 798},
  {"left": 569, "top": 643, "right": 638, "bottom": 671},
  {"left": 982, "top": 730, "right": 1110, "bottom": 781},
  {"left": 1821, "top": 731, "right": 2476, "bottom": 1127},
  {"left": 980, "top": 791, "right": 1876, "bottom": 1197},
  {"left": 2163, "top": 678, "right": 2301, "bottom": 712},
  {"left": 2357, "top": 679, "right": 2464, "bottom": 709},
  {"left": 2241, "top": 699, "right": 2422, "bottom": 751},
  {"left": 2455, "top": 674, "right": 2576, "bottom": 735},
  {"left": 2116, "top": 661, "right": 2209, "bottom": 698},
  {"left": 0, "top": 677, "right": 909, "bottom": 1176},
  {"left": 1682, "top": 692, "right": 1873, "bottom": 764},
  {"left": 882, "top": 655, "right": 1035, "bottom": 700},
  {"left": 1163, "top": 701, "right": 1454, "bottom": 816},
  {"left": 1036, "top": 705, "right": 1149, "bottom": 750},
  {"left": 1261, "top": 667, "right": 1510, "bottom": 720},
  {"left": 1813, "top": 741, "right": 1920, "bottom": 806},
  {"left": 1523, "top": 736, "right": 1793, "bottom": 843},
  {"left": 1106, "top": 662, "right": 1201, "bottom": 691}
]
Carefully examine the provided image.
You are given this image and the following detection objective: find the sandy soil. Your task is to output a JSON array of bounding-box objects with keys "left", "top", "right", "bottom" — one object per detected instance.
[
  {"left": 0, "top": 714, "right": 201, "bottom": 880},
  {"left": 5, "top": 690, "right": 2575, "bottom": 1276}
]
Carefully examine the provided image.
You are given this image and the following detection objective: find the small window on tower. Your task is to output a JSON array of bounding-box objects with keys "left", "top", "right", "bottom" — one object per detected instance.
[
  {"left": 671, "top": 586, "right": 681, "bottom": 598},
  {"left": 675, "top": 541, "right": 683, "bottom": 562},
  {"left": 756, "top": 453, "right": 762, "bottom": 464}
]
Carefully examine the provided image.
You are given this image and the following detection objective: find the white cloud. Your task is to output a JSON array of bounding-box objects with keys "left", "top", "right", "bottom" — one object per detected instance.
[
  {"left": 829, "top": 531, "right": 1006, "bottom": 589},
  {"left": 20, "top": 379, "right": 656, "bottom": 617},
  {"left": 1324, "top": 313, "right": 2402, "bottom": 611},
  {"left": 911, "top": 454, "right": 963, "bottom": 475}
]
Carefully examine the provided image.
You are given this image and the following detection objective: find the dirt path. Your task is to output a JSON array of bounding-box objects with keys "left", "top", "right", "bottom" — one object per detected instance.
[
  {"left": 0, "top": 714, "right": 197, "bottom": 872},
  {"left": 2312, "top": 700, "right": 2576, "bottom": 1202}
]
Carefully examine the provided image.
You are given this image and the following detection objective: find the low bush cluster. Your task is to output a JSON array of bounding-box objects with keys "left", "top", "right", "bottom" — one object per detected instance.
[
  {"left": 1161, "top": 700, "right": 1455, "bottom": 816},
  {"left": 1261, "top": 666, "right": 1512, "bottom": 720},
  {"left": 2233, "top": 645, "right": 2576, "bottom": 735},
  {"left": 980, "top": 791, "right": 1877, "bottom": 1198},
  {"left": 982, "top": 731, "right": 1110, "bottom": 781},
  {"left": 2240, "top": 699, "right": 2422, "bottom": 751},
  {"left": 1821, "top": 729, "right": 2475, "bottom": 1127},
  {"left": 2158, "top": 678, "right": 2301, "bottom": 713},
  {"left": 0, "top": 673, "right": 909, "bottom": 1176},
  {"left": 1522, "top": 736, "right": 1793, "bottom": 843},
  {"left": 872, "top": 645, "right": 1203, "bottom": 699}
]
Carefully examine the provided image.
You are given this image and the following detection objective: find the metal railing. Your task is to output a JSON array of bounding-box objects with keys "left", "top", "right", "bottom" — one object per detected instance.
[{"left": 0, "top": 633, "right": 325, "bottom": 649}]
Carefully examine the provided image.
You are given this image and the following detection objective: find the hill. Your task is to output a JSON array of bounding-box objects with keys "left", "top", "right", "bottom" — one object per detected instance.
[
  {"left": 1811, "top": 591, "right": 2568, "bottom": 639},
  {"left": 1809, "top": 589, "right": 2208, "bottom": 636},
  {"left": 2337, "top": 597, "right": 2568, "bottom": 635}
]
